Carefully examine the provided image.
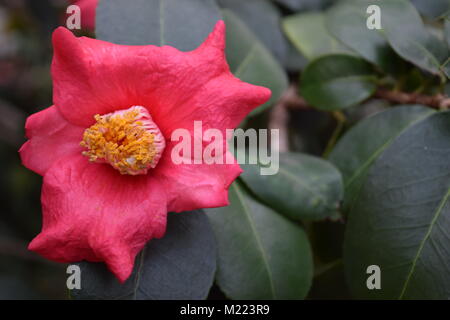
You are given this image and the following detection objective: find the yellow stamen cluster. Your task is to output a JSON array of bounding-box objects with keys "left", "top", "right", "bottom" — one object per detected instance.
[{"left": 81, "top": 107, "right": 163, "bottom": 175}]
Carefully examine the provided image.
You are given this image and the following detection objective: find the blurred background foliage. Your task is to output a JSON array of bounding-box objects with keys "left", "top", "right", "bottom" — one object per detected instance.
[
  {"left": 0, "top": 0, "right": 449, "bottom": 299},
  {"left": 0, "top": 0, "right": 70, "bottom": 299}
]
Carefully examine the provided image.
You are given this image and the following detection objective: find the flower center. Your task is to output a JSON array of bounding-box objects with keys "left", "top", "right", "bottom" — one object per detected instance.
[{"left": 80, "top": 106, "right": 165, "bottom": 175}]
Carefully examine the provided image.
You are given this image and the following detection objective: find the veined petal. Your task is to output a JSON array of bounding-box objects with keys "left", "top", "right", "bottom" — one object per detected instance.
[
  {"left": 156, "top": 149, "right": 242, "bottom": 212},
  {"left": 51, "top": 22, "right": 231, "bottom": 128},
  {"left": 51, "top": 22, "right": 269, "bottom": 131},
  {"left": 29, "top": 155, "right": 167, "bottom": 282},
  {"left": 155, "top": 73, "right": 271, "bottom": 135},
  {"left": 19, "top": 106, "right": 84, "bottom": 176}
]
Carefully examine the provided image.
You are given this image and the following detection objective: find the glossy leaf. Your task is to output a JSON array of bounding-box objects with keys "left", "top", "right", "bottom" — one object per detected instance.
[
  {"left": 71, "top": 211, "right": 216, "bottom": 300},
  {"left": 345, "top": 111, "right": 450, "bottom": 299},
  {"left": 218, "top": 0, "right": 288, "bottom": 64},
  {"left": 377, "top": 0, "right": 448, "bottom": 76},
  {"left": 282, "top": 12, "right": 355, "bottom": 60},
  {"left": 96, "top": 0, "right": 221, "bottom": 50},
  {"left": 326, "top": 0, "right": 400, "bottom": 73},
  {"left": 223, "top": 9, "right": 288, "bottom": 116},
  {"left": 329, "top": 106, "right": 435, "bottom": 212},
  {"left": 240, "top": 152, "right": 343, "bottom": 221},
  {"left": 207, "top": 182, "right": 313, "bottom": 299},
  {"left": 300, "top": 54, "right": 377, "bottom": 111}
]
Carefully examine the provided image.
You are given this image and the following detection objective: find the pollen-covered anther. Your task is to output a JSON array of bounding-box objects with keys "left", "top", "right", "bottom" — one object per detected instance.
[{"left": 80, "top": 106, "right": 165, "bottom": 175}]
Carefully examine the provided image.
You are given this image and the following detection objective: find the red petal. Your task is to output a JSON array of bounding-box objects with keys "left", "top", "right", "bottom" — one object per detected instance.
[
  {"left": 51, "top": 24, "right": 222, "bottom": 127},
  {"left": 19, "top": 106, "right": 84, "bottom": 176},
  {"left": 158, "top": 73, "right": 271, "bottom": 135},
  {"left": 29, "top": 155, "right": 167, "bottom": 282},
  {"left": 51, "top": 21, "right": 270, "bottom": 131},
  {"left": 156, "top": 149, "right": 242, "bottom": 212}
]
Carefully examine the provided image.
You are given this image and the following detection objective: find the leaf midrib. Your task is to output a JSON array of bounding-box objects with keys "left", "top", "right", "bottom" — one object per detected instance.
[
  {"left": 232, "top": 183, "right": 276, "bottom": 298},
  {"left": 233, "top": 44, "right": 257, "bottom": 77},
  {"left": 276, "top": 165, "right": 328, "bottom": 207},
  {"left": 133, "top": 245, "right": 147, "bottom": 299},
  {"left": 398, "top": 187, "right": 450, "bottom": 299},
  {"left": 344, "top": 112, "right": 434, "bottom": 217},
  {"left": 344, "top": 112, "right": 433, "bottom": 190}
]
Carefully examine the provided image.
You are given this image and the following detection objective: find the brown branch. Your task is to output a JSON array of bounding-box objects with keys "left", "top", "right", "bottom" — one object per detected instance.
[
  {"left": 269, "top": 85, "right": 449, "bottom": 153},
  {"left": 269, "top": 90, "right": 290, "bottom": 153},
  {"left": 269, "top": 84, "right": 313, "bottom": 152},
  {"left": 276, "top": 84, "right": 450, "bottom": 111},
  {"left": 281, "top": 85, "right": 310, "bottom": 111},
  {"left": 375, "top": 89, "right": 450, "bottom": 110}
]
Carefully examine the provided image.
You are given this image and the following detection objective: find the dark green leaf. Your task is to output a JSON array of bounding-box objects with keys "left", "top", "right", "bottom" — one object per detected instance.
[
  {"left": 240, "top": 152, "right": 343, "bottom": 221},
  {"left": 71, "top": 211, "right": 216, "bottom": 300},
  {"left": 218, "top": 0, "right": 288, "bottom": 65},
  {"left": 282, "top": 12, "right": 355, "bottom": 60},
  {"left": 344, "top": 111, "right": 450, "bottom": 299},
  {"left": 223, "top": 10, "right": 288, "bottom": 116},
  {"left": 207, "top": 182, "right": 313, "bottom": 299},
  {"left": 300, "top": 54, "right": 377, "bottom": 111},
  {"left": 378, "top": 0, "right": 448, "bottom": 76},
  {"left": 96, "top": 0, "right": 221, "bottom": 50},
  {"left": 326, "top": 0, "right": 400, "bottom": 73},
  {"left": 329, "top": 106, "right": 435, "bottom": 212}
]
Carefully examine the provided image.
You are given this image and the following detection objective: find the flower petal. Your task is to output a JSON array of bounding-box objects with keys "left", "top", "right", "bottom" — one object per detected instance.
[
  {"left": 156, "top": 73, "right": 271, "bottom": 135},
  {"left": 51, "top": 22, "right": 231, "bottom": 127},
  {"left": 19, "top": 106, "right": 84, "bottom": 176},
  {"left": 161, "top": 20, "right": 271, "bottom": 131},
  {"left": 156, "top": 150, "right": 242, "bottom": 212},
  {"left": 29, "top": 155, "right": 167, "bottom": 282}
]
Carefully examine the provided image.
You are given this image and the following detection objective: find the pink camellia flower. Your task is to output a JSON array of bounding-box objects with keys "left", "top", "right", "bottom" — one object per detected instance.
[{"left": 19, "top": 21, "right": 271, "bottom": 282}]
